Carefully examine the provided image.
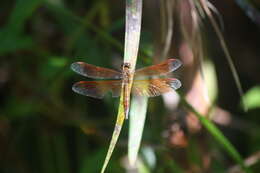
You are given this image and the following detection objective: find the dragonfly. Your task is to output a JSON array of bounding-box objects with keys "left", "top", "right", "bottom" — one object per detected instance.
[{"left": 71, "top": 58, "right": 182, "bottom": 119}]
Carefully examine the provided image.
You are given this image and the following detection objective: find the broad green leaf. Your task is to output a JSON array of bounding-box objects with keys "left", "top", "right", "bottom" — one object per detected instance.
[{"left": 242, "top": 86, "right": 260, "bottom": 110}]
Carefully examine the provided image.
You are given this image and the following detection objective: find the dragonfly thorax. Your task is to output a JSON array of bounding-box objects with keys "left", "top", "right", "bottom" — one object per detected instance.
[{"left": 121, "top": 62, "right": 131, "bottom": 84}]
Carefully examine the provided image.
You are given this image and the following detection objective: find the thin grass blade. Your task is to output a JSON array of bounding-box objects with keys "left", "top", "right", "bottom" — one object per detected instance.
[
  {"left": 199, "top": 0, "right": 247, "bottom": 111},
  {"left": 101, "top": 99, "right": 125, "bottom": 173},
  {"left": 101, "top": 0, "right": 143, "bottom": 172},
  {"left": 181, "top": 97, "right": 252, "bottom": 173},
  {"left": 128, "top": 96, "right": 148, "bottom": 166}
]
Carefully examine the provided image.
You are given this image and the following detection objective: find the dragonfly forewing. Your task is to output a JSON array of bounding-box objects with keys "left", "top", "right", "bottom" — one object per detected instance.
[{"left": 134, "top": 59, "right": 182, "bottom": 78}]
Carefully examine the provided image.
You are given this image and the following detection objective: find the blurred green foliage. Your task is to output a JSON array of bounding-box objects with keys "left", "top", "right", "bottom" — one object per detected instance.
[
  {"left": 0, "top": 0, "right": 260, "bottom": 173},
  {"left": 243, "top": 86, "right": 260, "bottom": 110}
]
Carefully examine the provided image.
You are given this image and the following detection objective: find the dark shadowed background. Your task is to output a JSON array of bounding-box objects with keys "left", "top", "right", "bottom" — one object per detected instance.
[{"left": 0, "top": 0, "right": 260, "bottom": 172}]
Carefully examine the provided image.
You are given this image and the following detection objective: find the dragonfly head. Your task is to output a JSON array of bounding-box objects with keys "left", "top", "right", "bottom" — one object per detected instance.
[{"left": 121, "top": 62, "right": 131, "bottom": 69}]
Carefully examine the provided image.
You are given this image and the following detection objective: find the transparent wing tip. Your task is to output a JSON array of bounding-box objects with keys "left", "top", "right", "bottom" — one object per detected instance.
[
  {"left": 72, "top": 82, "right": 81, "bottom": 94},
  {"left": 169, "top": 79, "right": 182, "bottom": 90},
  {"left": 72, "top": 82, "right": 105, "bottom": 99},
  {"left": 71, "top": 62, "right": 79, "bottom": 71}
]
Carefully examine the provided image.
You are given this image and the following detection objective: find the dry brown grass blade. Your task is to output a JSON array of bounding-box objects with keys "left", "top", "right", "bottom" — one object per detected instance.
[
  {"left": 199, "top": 0, "right": 247, "bottom": 111},
  {"left": 161, "top": 0, "right": 174, "bottom": 60}
]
